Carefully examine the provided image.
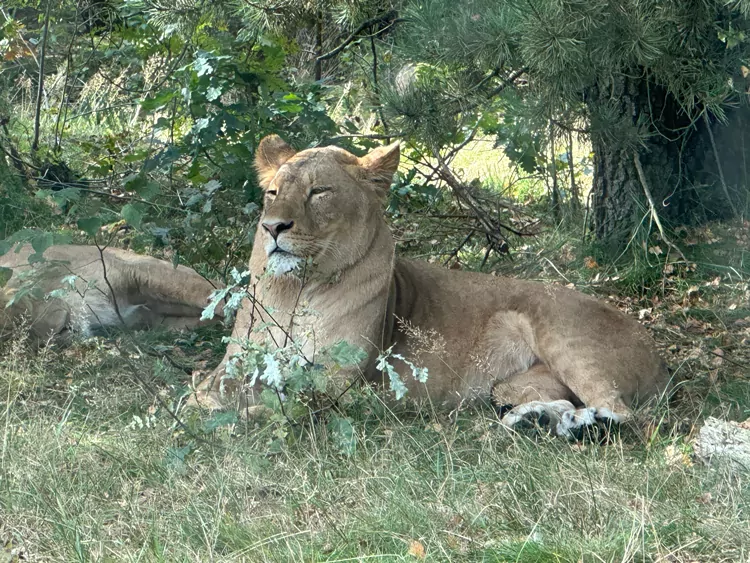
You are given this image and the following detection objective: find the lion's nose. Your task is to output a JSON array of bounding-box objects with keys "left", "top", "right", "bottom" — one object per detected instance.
[{"left": 262, "top": 220, "right": 294, "bottom": 240}]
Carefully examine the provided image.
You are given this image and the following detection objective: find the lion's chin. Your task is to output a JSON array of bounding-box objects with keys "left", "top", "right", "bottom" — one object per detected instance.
[{"left": 266, "top": 251, "right": 304, "bottom": 277}]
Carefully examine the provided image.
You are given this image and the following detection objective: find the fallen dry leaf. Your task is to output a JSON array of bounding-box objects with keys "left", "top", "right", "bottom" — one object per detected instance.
[
  {"left": 408, "top": 540, "right": 426, "bottom": 559},
  {"left": 583, "top": 256, "right": 598, "bottom": 269},
  {"left": 711, "top": 348, "right": 724, "bottom": 367},
  {"left": 665, "top": 444, "right": 693, "bottom": 468}
]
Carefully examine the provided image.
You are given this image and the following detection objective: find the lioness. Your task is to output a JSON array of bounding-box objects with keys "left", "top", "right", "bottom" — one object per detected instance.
[
  {"left": 1, "top": 245, "right": 221, "bottom": 344},
  {"left": 191, "top": 135, "right": 670, "bottom": 437}
]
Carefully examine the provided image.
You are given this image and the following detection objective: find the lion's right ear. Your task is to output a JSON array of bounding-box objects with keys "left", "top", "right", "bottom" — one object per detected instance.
[
  {"left": 255, "top": 135, "right": 296, "bottom": 189},
  {"left": 359, "top": 142, "right": 400, "bottom": 196}
]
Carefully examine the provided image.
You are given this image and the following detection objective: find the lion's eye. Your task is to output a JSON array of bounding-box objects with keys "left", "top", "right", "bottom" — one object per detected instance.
[
  {"left": 266, "top": 190, "right": 277, "bottom": 197},
  {"left": 309, "top": 186, "right": 331, "bottom": 197}
]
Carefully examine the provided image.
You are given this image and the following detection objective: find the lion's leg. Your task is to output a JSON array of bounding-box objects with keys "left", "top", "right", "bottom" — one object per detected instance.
[
  {"left": 99, "top": 249, "right": 223, "bottom": 328},
  {"left": 186, "top": 304, "right": 270, "bottom": 417},
  {"left": 545, "top": 358, "right": 636, "bottom": 438},
  {"left": 493, "top": 363, "right": 577, "bottom": 432},
  {"left": 188, "top": 365, "right": 270, "bottom": 418},
  {"left": 496, "top": 364, "right": 628, "bottom": 440},
  {"left": 491, "top": 363, "right": 576, "bottom": 408}
]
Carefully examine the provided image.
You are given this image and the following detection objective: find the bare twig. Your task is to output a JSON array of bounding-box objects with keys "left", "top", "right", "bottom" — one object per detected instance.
[
  {"left": 326, "top": 132, "right": 406, "bottom": 144},
  {"left": 453, "top": 67, "right": 528, "bottom": 116},
  {"left": 703, "top": 112, "right": 739, "bottom": 217},
  {"left": 32, "top": 0, "right": 52, "bottom": 153},
  {"left": 566, "top": 129, "right": 580, "bottom": 214},
  {"left": 442, "top": 230, "right": 474, "bottom": 266},
  {"left": 432, "top": 151, "right": 533, "bottom": 241},
  {"left": 65, "top": 250, "right": 226, "bottom": 449},
  {"left": 633, "top": 152, "right": 687, "bottom": 263},
  {"left": 0, "top": 119, "right": 35, "bottom": 182},
  {"left": 94, "top": 240, "right": 127, "bottom": 326},
  {"left": 53, "top": 0, "right": 82, "bottom": 151},
  {"left": 313, "top": 9, "right": 323, "bottom": 80}
]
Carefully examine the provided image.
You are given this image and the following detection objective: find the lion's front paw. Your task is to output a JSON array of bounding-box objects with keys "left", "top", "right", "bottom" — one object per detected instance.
[
  {"left": 501, "top": 400, "right": 624, "bottom": 441},
  {"left": 184, "top": 387, "right": 226, "bottom": 411},
  {"left": 186, "top": 375, "right": 272, "bottom": 420},
  {"left": 501, "top": 399, "right": 574, "bottom": 433},
  {"left": 556, "top": 406, "right": 623, "bottom": 441}
]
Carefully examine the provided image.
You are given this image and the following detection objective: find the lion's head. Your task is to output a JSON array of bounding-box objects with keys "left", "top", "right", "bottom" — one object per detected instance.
[{"left": 253, "top": 135, "right": 400, "bottom": 277}]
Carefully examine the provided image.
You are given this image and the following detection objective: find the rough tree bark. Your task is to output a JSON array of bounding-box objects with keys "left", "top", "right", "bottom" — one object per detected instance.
[
  {"left": 589, "top": 76, "right": 681, "bottom": 247},
  {"left": 588, "top": 73, "right": 748, "bottom": 250}
]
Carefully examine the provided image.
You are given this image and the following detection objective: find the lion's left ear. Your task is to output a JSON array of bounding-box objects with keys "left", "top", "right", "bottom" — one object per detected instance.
[
  {"left": 255, "top": 135, "right": 297, "bottom": 189},
  {"left": 359, "top": 142, "right": 400, "bottom": 195}
]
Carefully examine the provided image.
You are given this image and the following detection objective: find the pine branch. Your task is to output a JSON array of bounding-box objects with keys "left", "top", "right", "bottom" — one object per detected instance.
[{"left": 316, "top": 10, "right": 402, "bottom": 62}]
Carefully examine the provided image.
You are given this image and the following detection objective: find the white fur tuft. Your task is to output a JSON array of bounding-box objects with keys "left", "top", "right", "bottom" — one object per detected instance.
[{"left": 267, "top": 252, "right": 304, "bottom": 276}]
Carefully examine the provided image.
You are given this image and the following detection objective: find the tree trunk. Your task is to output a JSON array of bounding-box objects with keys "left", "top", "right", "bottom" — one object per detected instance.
[{"left": 587, "top": 73, "right": 746, "bottom": 252}]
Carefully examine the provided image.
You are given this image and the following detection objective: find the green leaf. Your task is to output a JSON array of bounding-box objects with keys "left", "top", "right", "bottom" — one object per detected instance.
[
  {"left": 31, "top": 232, "right": 53, "bottom": 255},
  {"left": 206, "top": 86, "right": 222, "bottom": 101},
  {"left": 124, "top": 174, "right": 161, "bottom": 200},
  {"left": 202, "top": 411, "right": 238, "bottom": 432},
  {"left": 0, "top": 267, "right": 12, "bottom": 288},
  {"left": 325, "top": 341, "right": 367, "bottom": 366},
  {"left": 140, "top": 90, "right": 175, "bottom": 111},
  {"left": 121, "top": 203, "right": 144, "bottom": 228},
  {"left": 123, "top": 173, "right": 147, "bottom": 191},
  {"left": 77, "top": 217, "right": 103, "bottom": 236},
  {"left": 327, "top": 416, "right": 356, "bottom": 456},
  {"left": 202, "top": 287, "right": 231, "bottom": 320},
  {"left": 122, "top": 150, "right": 150, "bottom": 163},
  {"left": 194, "top": 56, "right": 213, "bottom": 77},
  {"left": 164, "top": 445, "right": 191, "bottom": 475}
]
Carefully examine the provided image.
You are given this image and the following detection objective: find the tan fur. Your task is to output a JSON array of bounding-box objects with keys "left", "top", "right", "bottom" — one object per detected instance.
[
  {"left": 0, "top": 245, "right": 222, "bottom": 344},
  {"left": 191, "top": 136, "right": 671, "bottom": 421}
]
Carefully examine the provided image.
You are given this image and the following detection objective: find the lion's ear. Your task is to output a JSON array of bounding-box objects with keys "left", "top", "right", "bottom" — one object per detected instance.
[
  {"left": 255, "top": 135, "right": 296, "bottom": 189},
  {"left": 359, "top": 142, "right": 400, "bottom": 195}
]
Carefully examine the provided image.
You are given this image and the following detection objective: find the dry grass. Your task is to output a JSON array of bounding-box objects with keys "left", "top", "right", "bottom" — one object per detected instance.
[
  {"left": 2, "top": 217, "right": 749, "bottom": 562},
  {"left": 2, "top": 278, "right": 749, "bottom": 563}
]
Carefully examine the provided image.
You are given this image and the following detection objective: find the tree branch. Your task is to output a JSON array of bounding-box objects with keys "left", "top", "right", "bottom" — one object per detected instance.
[
  {"left": 316, "top": 10, "right": 401, "bottom": 62},
  {"left": 433, "top": 151, "right": 534, "bottom": 245}
]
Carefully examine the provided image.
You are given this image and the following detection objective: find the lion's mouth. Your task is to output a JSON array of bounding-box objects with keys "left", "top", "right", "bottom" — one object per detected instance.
[
  {"left": 269, "top": 246, "right": 297, "bottom": 258},
  {"left": 268, "top": 248, "right": 299, "bottom": 258}
]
